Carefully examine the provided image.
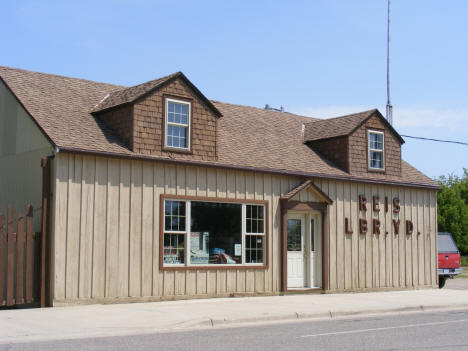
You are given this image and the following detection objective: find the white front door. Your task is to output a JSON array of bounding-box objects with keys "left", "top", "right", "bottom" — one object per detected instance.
[{"left": 287, "top": 214, "right": 306, "bottom": 288}]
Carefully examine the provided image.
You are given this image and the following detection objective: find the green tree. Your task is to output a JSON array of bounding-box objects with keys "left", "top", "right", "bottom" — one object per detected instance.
[
  {"left": 459, "top": 169, "right": 468, "bottom": 204},
  {"left": 437, "top": 169, "right": 468, "bottom": 254}
]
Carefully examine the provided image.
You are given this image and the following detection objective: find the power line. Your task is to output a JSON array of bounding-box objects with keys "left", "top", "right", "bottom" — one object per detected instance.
[{"left": 401, "top": 135, "right": 468, "bottom": 146}]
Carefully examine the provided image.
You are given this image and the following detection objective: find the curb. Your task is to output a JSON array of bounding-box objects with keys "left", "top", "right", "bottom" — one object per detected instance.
[
  {"left": 1, "top": 303, "right": 468, "bottom": 345},
  {"left": 200, "top": 303, "right": 468, "bottom": 328}
]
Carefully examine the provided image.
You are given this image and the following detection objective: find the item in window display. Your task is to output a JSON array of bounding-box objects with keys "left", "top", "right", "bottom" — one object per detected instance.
[
  {"left": 190, "top": 250, "right": 209, "bottom": 264},
  {"left": 220, "top": 253, "right": 238, "bottom": 264},
  {"left": 210, "top": 247, "right": 226, "bottom": 256},
  {"left": 190, "top": 232, "right": 201, "bottom": 251},
  {"left": 202, "top": 232, "right": 209, "bottom": 252},
  {"left": 209, "top": 252, "right": 240, "bottom": 264},
  {"left": 163, "top": 248, "right": 182, "bottom": 264},
  {"left": 190, "top": 232, "right": 210, "bottom": 253},
  {"left": 234, "top": 243, "right": 242, "bottom": 256}
]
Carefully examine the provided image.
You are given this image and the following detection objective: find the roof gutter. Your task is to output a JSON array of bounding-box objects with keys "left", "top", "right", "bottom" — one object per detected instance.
[{"left": 55, "top": 146, "right": 441, "bottom": 191}]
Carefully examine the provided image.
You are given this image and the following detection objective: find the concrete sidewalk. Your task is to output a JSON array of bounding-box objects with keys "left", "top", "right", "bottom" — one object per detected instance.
[{"left": 1, "top": 288, "right": 468, "bottom": 344}]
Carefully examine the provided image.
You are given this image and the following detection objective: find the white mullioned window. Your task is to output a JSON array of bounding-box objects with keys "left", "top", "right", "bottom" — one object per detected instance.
[
  {"left": 244, "top": 204, "right": 265, "bottom": 264},
  {"left": 163, "top": 199, "right": 266, "bottom": 267},
  {"left": 368, "top": 130, "right": 384, "bottom": 170},
  {"left": 165, "top": 98, "right": 190, "bottom": 150},
  {"left": 163, "top": 200, "right": 188, "bottom": 264}
]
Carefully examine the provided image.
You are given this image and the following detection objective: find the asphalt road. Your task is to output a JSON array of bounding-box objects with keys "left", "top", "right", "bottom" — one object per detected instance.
[{"left": 3, "top": 309, "right": 468, "bottom": 351}]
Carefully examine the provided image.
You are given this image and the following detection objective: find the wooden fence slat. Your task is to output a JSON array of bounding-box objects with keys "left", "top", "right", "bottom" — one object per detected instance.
[
  {"left": 6, "top": 206, "right": 16, "bottom": 306},
  {"left": 0, "top": 214, "right": 5, "bottom": 305},
  {"left": 0, "top": 205, "right": 37, "bottom": 307},
  {"left": 25, "top": 206, "right": 34, "bottom": 303},
  {"left": 16, "top": 214, "right": 25, "bottom": 305}
]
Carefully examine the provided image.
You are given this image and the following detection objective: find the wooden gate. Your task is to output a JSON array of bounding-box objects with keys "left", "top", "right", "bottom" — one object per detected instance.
[{"left": 0, "top": 205, "right": 42, "bottom": 307}]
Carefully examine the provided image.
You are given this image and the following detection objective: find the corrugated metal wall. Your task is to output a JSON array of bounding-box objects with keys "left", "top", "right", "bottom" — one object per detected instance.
[{"left": 51, "top": 153, "right": 437, "bottom": 304}]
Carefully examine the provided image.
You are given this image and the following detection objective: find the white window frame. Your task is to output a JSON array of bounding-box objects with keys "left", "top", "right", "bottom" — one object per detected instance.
[
  {"left": 368, "top": 130, "right": 385, "bottom": 170},
  {"left": 165, "top": 98, "right": 191, "bottom": 151},
  {"left": 244, "top": 204, "right": 266, "bottom": 265},
  {"left": 162, "top": 199, "right": 266, "bottom": 267},
  {"left": 162, "top": 200, "right": 189, "bottom": 267}
]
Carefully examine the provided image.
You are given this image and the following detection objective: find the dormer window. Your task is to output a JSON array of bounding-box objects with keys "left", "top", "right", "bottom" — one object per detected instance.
[
  {"left": 165, "top": 98, "right": 191, "bottom": 150},
  {"left": 368, "top": 130, "right": 384, "bottom": 170}
]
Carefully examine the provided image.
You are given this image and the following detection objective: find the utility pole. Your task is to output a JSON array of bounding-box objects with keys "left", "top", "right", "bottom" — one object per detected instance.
[{"left": 386, "top": 0, "right": 393, "bottom": 125}]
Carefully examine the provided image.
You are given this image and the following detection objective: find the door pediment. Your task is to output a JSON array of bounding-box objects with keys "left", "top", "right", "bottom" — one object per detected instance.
[{"left": 281, "top": 179, "right": 332, "bottom": 205}]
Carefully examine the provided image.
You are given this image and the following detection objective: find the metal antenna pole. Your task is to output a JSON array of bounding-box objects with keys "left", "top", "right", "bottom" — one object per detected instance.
[{"left": 386, "top": 0, "right": 393, "bottom": 125}]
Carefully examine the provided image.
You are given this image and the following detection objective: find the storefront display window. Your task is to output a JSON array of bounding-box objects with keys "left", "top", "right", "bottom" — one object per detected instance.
[{"left": 163, "top": 199, "right": 266, "bottom": 267}]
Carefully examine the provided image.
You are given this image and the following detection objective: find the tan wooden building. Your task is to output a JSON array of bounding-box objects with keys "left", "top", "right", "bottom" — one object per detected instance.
[{"left": 0, "top": 66, "right": 439, "bottom": 306}]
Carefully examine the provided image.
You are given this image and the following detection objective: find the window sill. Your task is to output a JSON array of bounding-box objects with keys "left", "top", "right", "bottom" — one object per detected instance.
[
  {"left": 160, "top": 264, "right": 268, "bottom": 271},
  {"left": 368, "top": 168, "right": 386, "bottom": 174},
  {"left": 163, "top": 146, "right": 193, "bottom": 155}
]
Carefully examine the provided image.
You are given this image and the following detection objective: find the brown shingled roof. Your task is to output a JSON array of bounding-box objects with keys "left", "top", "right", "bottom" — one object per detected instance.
[
  {"left": 0, "top": 66, "right": 128, "bottom": 153},
  {"left": 304, "top": 109, "right": 405, "bottom": 144},
  {"left": 91, "top": 71, "right": 222, "bottom": 117},
  {"left": 0, "top": 66, "right": 438, "bottom": 189},
  {"left": 91, "top": 72, "right": 178, "bottom": 112}
]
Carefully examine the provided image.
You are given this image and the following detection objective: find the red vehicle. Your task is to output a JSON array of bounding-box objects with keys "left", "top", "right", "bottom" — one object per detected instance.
[{"left": 438, "top": 232, "right": 463, "bottom": 288}]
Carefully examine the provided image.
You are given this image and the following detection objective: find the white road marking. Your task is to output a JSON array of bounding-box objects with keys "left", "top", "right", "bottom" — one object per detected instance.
[{"left": 300, "top": 318, "right": 468, "bottom": 338}]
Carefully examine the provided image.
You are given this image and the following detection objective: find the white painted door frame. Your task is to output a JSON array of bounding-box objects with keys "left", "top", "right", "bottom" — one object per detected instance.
[
  {"left": 308, "top": 213, "right": 322, "bottom": 288},
  {"left": 287, "top": 211, "right": 322, "bottom": 289},
  {"left": 287, "top": 213, "right": 306, "bottom": 288}
]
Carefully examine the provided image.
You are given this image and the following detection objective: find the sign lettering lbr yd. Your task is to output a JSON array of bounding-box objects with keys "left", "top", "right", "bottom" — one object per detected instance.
[{"left": 346, "top": 195, "right": 414, "bottom": 235}]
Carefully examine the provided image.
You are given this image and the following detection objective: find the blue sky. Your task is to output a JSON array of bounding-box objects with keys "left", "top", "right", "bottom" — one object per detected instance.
[{"left": 2, "top": 0, "right": 467, "bottom": 179}]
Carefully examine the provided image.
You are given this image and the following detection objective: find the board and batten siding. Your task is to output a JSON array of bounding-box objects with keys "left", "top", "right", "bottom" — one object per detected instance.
[
  {"left": 51, "top": 153, "right": 297, "bottom": 303},
  {"left": 313, "top": 179, "right": 438, "bottom": 291},
  {"left": 51, "top": 153, "right": 437, "bottom": 304}
]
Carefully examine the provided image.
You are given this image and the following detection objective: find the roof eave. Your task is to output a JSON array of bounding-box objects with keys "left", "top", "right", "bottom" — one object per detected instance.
[
  {"left": 304, "top": 134, "right": 349, "bottom": 144},
  {"left": 55, "top": 145, "right": 441, "bottom": 191},
  {"left": 90, "top": 101, "right": 133, "bottom": 116}
]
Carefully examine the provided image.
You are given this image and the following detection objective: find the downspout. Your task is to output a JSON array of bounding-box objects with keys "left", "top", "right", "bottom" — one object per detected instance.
[
  {"left": 280, "top": 199, "right": 288, "bottom": 293},
  {"left": 40, "top": 155, "right": 54, "bottom": 307}
]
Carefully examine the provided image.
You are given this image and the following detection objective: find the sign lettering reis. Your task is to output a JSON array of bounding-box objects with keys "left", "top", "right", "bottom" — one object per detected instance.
[
  {"left": 344, "top": 195, "right": 414, "bottom": 236},
  {"left": 359, "top": 195, "right": 367, "bottom": 211}
]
